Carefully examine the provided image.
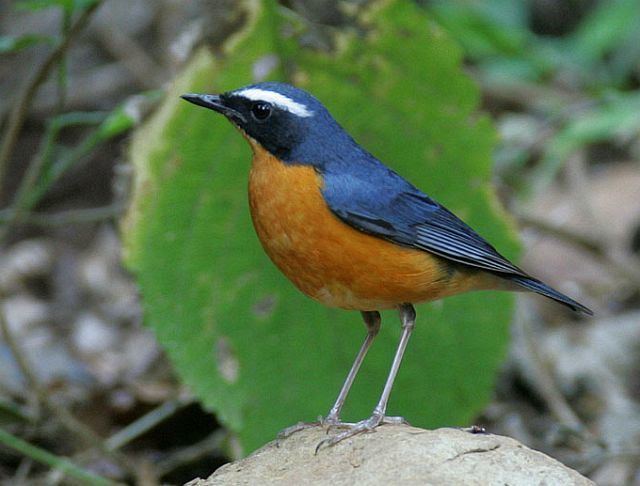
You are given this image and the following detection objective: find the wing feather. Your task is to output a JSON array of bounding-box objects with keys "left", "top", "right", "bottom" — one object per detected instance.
[{"left": 322, "top": 169, "right": 524, "bottom": 277}]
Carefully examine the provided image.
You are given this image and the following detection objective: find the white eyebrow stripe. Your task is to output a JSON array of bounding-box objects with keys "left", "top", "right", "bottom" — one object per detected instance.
[{"left": 234, "top": 88, "right": 314, "bottom": 117}]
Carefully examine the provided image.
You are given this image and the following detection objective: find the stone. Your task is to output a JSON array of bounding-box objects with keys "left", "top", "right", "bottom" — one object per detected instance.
[{"left": 187, "top": 424, "right": 594, "bottom": 485}]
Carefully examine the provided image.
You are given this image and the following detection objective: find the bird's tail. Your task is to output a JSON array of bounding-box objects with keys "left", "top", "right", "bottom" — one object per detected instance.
[{"left": 509, "top": 275, "right": 593, "bottom": 316}]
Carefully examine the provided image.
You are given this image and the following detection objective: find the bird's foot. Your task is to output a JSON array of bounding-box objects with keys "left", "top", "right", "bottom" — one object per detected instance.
[
  {"left": 314, "top": 412, "right": 408, "bottom": 453},
  {"left": 277, "top": 413, "right": 350, "bottom": 442}
]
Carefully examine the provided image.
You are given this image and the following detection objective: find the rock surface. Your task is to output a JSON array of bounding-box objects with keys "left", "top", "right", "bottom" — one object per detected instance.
[{"left": 187, "top": 424, "right": 594, "bottom": 485}]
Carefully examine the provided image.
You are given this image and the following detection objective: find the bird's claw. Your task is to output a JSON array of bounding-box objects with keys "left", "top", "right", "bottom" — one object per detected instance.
[
  {"left": 314, "top": 413, "right": 407, "bottom": 453},
  {"left": 277, "top": 420, "right": 320, "bottom": 442}
]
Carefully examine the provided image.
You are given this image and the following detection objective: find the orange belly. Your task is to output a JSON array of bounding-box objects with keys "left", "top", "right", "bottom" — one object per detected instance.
[{"left": 247, "top": 146, "right": 496, "bottom": 310}]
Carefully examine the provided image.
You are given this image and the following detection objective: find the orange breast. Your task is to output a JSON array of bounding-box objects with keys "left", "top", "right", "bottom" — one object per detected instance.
[{"left": 247, "top": 145, "right": 495, "bottom": 310}]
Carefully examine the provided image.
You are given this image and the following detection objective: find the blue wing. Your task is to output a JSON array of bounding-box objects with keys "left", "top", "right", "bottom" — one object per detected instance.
[{"left": 321, "top": 163, "right": 524, "bottom": 277}]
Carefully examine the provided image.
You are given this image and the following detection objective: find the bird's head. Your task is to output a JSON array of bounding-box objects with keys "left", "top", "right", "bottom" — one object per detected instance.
[{"left": 181, "top": 82, "right": 354, "bottom": 165}]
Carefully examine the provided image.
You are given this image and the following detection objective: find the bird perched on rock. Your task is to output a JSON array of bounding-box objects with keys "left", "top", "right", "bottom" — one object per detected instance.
[{"left": 181, "top": 82, "right": 592, "bottom": 448}]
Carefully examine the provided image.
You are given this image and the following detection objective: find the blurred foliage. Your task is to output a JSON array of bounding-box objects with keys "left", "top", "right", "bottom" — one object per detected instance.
[
  {"left": 537, "top": 91, "right": 640, "bottom": 189},
  {"left": 429, "top": 0, "right": 640, "bottom": 88},
  {"left": 0, "top": 94, "right": 153, "bottom": 235},
  {"left": 123, "top": 0, "right": 518, "bottom": 453},
  {"left": 27, "top": 94, "right": 158, "bottom": 208},
  {"left": 0, "top": 0, "right": 154, "bottom": 225},
  {"left": 428, "top": 0, "right": 640, "bottom": 194}
]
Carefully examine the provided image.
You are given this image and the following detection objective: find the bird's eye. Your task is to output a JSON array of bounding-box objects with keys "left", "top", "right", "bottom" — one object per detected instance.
[{"left": 251, "top": 102, "right": 272, "bottom": 121}]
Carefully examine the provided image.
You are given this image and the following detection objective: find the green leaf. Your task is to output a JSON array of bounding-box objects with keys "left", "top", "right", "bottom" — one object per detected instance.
[
  {"left": 0, "top": 34, "right": 54, "bottom": 53},
  {"left": 123, "top": 0, "right": 518, "bottom": 454},
  {"left": 96, "top": 92, "right": 162, "bottom": 142},
  {"left": 96, "top": 106, "right": 136, "bottom": 142}
]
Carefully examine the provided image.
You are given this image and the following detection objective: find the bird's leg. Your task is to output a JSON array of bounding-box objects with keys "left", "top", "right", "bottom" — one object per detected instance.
[
  {"left": 277, "top": 310, "right": 381, "bottom": 440},
  {"left": 368, "top": 304, "right": 415, "bottom": 421},
  {"left": 323, "top": 310, "right": 381, "bottom": 426},
  {"left": 316, "top": 303, "right": 416, "bottom": 452}
]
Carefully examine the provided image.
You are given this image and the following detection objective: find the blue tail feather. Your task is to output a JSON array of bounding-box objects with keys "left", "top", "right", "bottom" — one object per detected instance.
[{"left": 508, "top": 275, "right": 593, "bottom": 316}]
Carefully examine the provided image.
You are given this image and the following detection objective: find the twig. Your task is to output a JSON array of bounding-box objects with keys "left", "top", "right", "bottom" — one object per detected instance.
[
  {"left": 41, "top": 395, "right": 138, "bottom": 476},
  {"left": 0, "top": 1, "right": 103, "bottom": 196},
  {"left": 105, "top": 396, "right": 194, "bottom": 452},
  {"left": 156, "top": 430, "right": 228, "bottom": 477},
  {"left": 0, "top": 203, "right": 126, "bottom": 227}
]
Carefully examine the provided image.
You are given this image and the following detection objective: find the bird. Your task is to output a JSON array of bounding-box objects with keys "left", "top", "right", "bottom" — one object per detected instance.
[{"left": 181, "top": 82, "right": 592, "bottom": 448}]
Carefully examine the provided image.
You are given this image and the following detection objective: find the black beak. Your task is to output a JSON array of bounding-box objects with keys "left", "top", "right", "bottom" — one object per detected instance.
[{"left": 180, "top": 93, "right": 246, "bottom": 123}]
